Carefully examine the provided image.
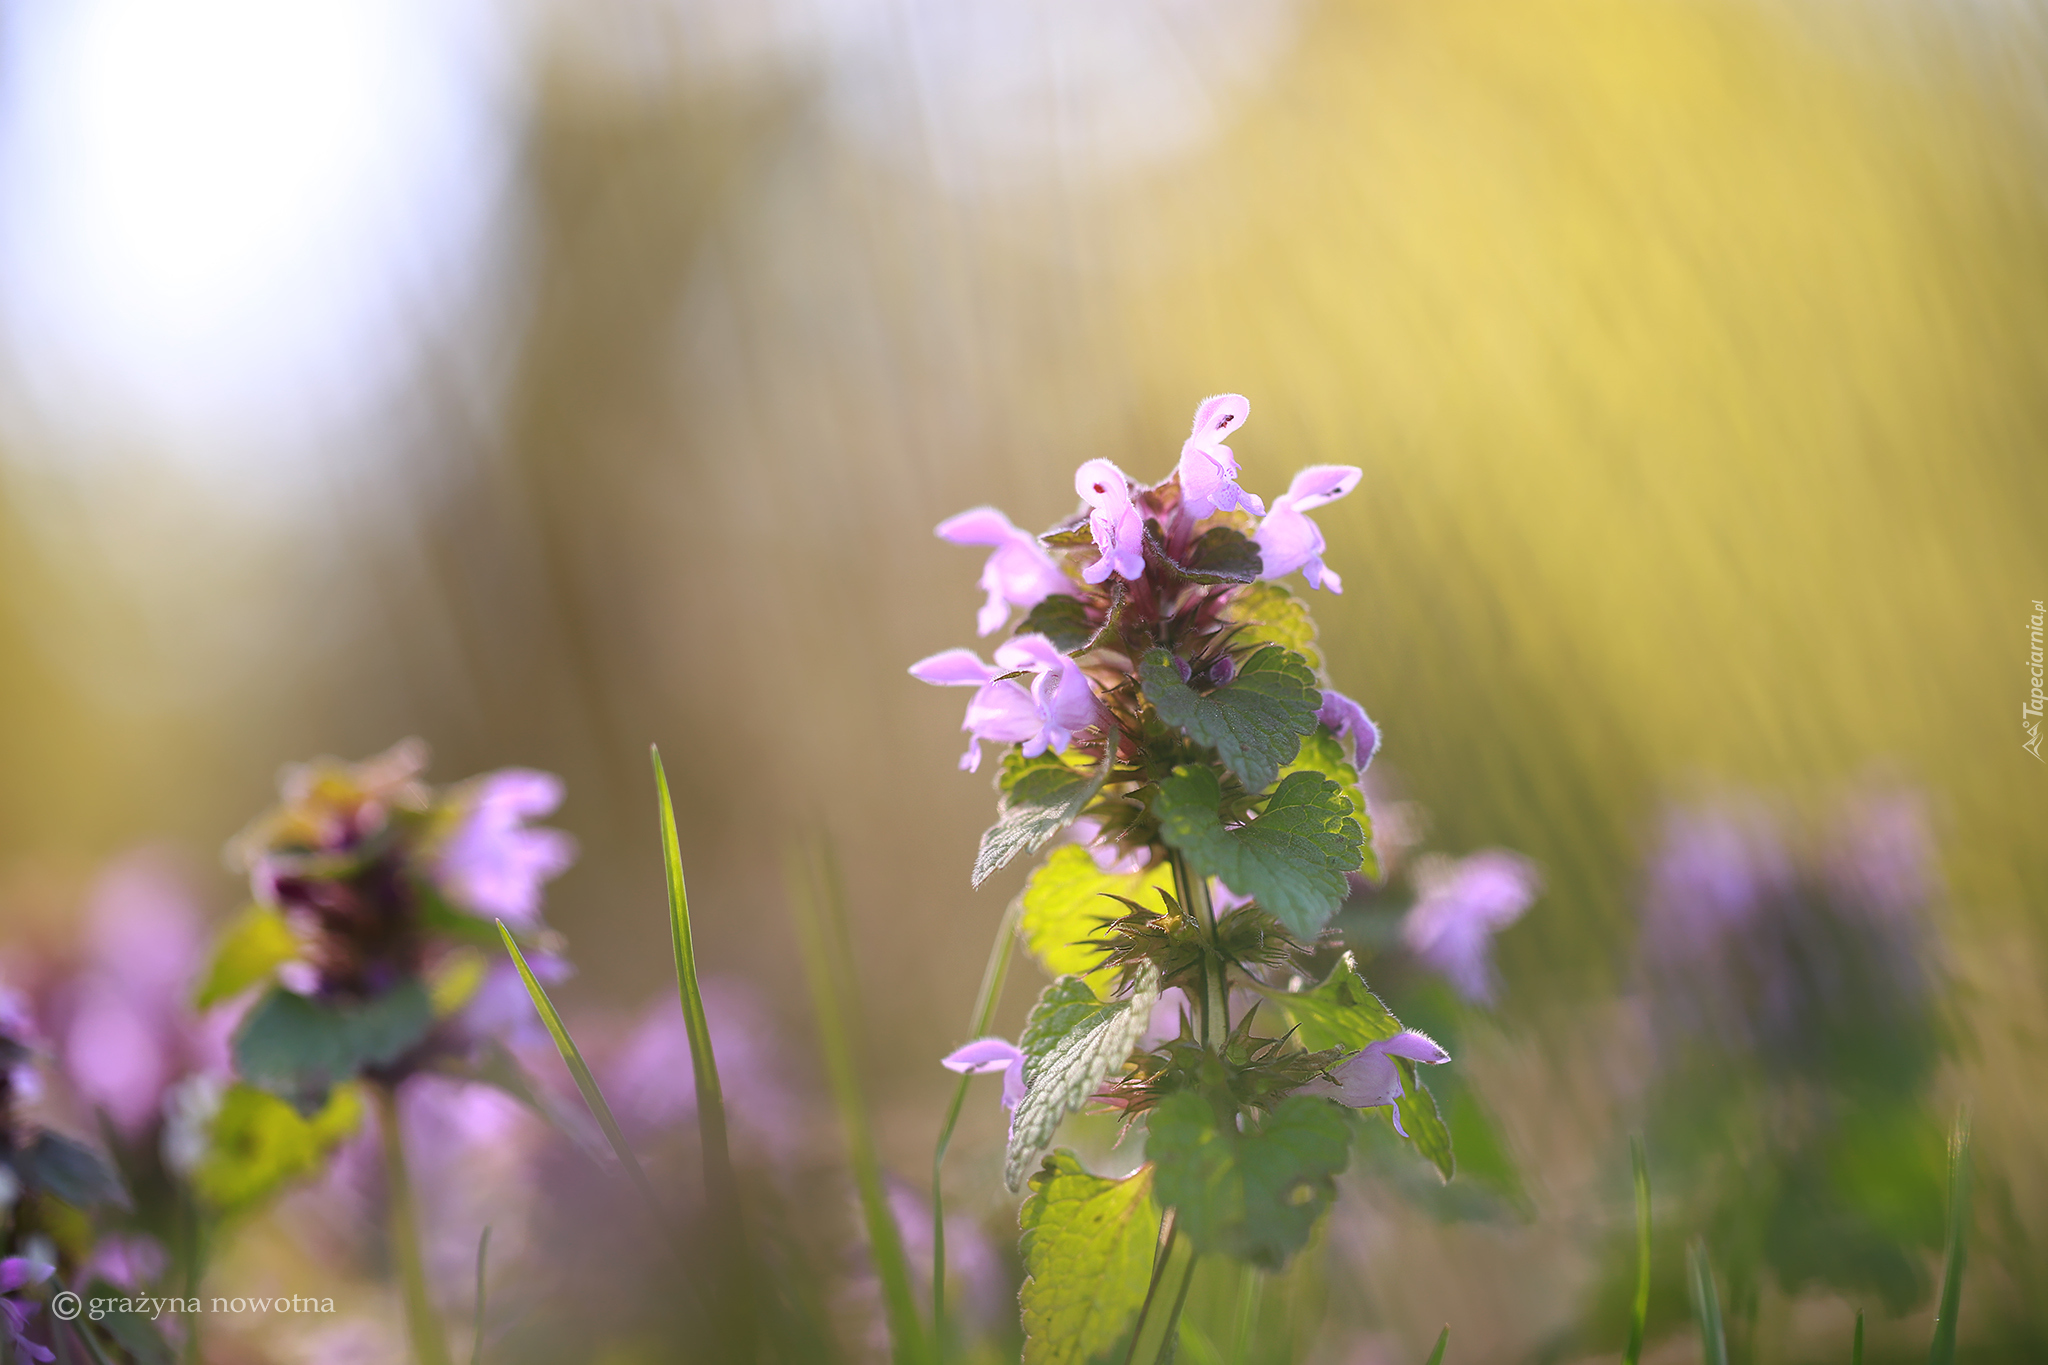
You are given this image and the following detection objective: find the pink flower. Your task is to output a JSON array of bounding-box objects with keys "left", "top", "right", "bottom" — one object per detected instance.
[
  {"left": 433, "top": 770, "right": 578, "bottom": 925},
  {"left": 909, "top": 634, "right": 1103, "bottom": 772},
  {"left": 941, "top": 1037, "right": 1026, "bottom": 1111},
  {"left": 936, "top": 507, "right": 1074, "bottom": 637},
  {"left": 1177, "top": 394, "right": 1265, "bottom": 520},
  {"left": 1300, "top": 1030, "right": 1449, "bottom": 1135},
  {"left": 1074, "top": 460, "right": 1146, "bottom": 584},
  {"left": 1255, "top": 465, "right": 1362, "bottom": 592},
  {"left": 1316, "top": 689, "right": 1381, "bottom": 773},
  {"left": 1401, "top": 851, "right": 1540, "bottom": 1005}
]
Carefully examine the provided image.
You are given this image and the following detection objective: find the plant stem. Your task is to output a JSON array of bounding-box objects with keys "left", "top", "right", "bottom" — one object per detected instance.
[
  {"left": 1230, "top": 1263, "right": 1261, "bottom": 1364},
  {"left": 1624, "top": 1135, "right": 1651, "bottom": 1365},
  {"left": 1122, "top": 1214, "right": 1187, "bottom": 1365},
  {"left": 932, "top": 895, "right": 1022, "bottom": 1346},
  {"left": 789, "top": 838, "right": 930, "bottom": 1365},
  {"left": 372, "top": 1081, "right": 453, "bottom": 1365},
  {"left": 1927, "top": 1108, "right": 1972, "bottom": 1365},
  {"left": 1167, "top": 850, "right": 1227, "bottom": 1049}
]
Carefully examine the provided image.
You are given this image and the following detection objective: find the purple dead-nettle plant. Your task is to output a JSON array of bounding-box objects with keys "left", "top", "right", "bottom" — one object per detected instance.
[
  {"left": 0, "top": 990, "right": 129, "bottom": 1363},
  {"left": 195, "top": 740, "right": 577, "bottom": 1365},
  {"left": 915, "top": 393, "right": 1457, "bottom": 1361}
]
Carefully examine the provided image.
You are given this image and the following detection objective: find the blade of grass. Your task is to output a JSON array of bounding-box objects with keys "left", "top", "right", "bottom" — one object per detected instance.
[
  {"left": 1927, "top": 1108, "right": 1973, "bottom": 1365},
  {"left": 52, "top": 1277, "right": 116, "bottom": 1365},
  {"left": 1687, "top": 1239, "right": 1727, "bottom": 1365},
  {"left": 652, "top": 747, "right": 756, "bottom": 1358},
  {"left": 1624, "top": 1135, "right": 1651, "bottom": 1365},
  {"left": 470, "top": 1226, "right": 490, "bottom": 1365},
  {"left": 788, "top": 837, "right": 930, "bottom": 1365},
  {"left": 1231, "top": 1264, "right": 1262, "bottom": 1365},
  {"left": 1176, "top": 1318, "right": 1227, "bottom": 1365},
  {"left": 495, "top": 920, "right": 703, "bottom": 1312},
  {"left": 1423, "top": 1325, "right": 1450, "bottom": 1365},
  {"left": 1853, "top": 1309, "right": 1865, "bottom": 1365},
  {"left": 931, "top": 893, "right": 1022, "bottom": 1340}
]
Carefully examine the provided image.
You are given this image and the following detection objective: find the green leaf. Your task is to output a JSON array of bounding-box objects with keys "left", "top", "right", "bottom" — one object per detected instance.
[
  {"left": 1017, "top": 596, "right": 1095, "bottom": 652},
  {"left": 232, "top": 982, "right": 436, "bottom": 1112},
  {"left": 1007, "top": 963, "right": 1163, "bottom": 1192},
  {"left": 974, "top": 742, "right": 1113, "bottom": 888},
  {"left": 193, "top": 1082, "right": 363, "bottom": 1216},
  {"left": 1688, "top": 1240, "right": 1728, "bottom": 1365},
  {"left": 1263, "top": 952, "right": 1403, "bottom": 1052},
  {"left": 81, "top": 1281, "right": 175, "bottom": 1365},
  {"left": 193, "top": 905, "right": 300, "bottom": 1010},
  {"left": 1927, "top": 1109, "right": 1972, "bottom": 1365},
  {"left": 1140, "top": 646, "right": 1320, "bottom": 794},
  {"left": 1144, "top": 523, "right": 1263, "bottom": 585},
  {"left": 1218, "top": 581, "right": 1322, "bottom": 675},
  {"left": 18, "top": 1132, "right": 126, "bottom": 1209},
  {"left": 1147, "top": 1092, "right": 1352, "bottom": 1269},
  {"left": 1278, "top": 726, "right": 1378, "bottom": 882},
  {"left": 1018, "top": 1154, "right": 1160, "bottom": 1365},
  {"left": 1021, "top": 845, "right": 1175, "bottom": 995},
  {"left": 1183, "top": 527, "right": 1264, "bottom": 583},
  {"left": 1423, "top": 1326, "right": 1450, "bottom": 1365},
  {"left": 1393, "top": 1063, "right": 1455, "bottom": 1182},
  {"left": 1154, "top": 766, "right": 1363, "bottom": 938}
]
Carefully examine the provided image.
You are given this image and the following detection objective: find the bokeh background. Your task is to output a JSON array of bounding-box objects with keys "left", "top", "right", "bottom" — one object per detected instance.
[{"left": 0, "top": 0, "right": 2043, "bottom": 1360}]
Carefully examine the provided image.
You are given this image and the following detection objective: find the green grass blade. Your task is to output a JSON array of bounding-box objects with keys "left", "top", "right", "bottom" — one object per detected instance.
[
  {"left": 495, "top": 918, "right": 702, "bottom": 1315},
  {"left": 1927, "top": 1108, "right": 1973, "bottom": 1365},
  {"left": 470, "top": 1226, "right": 490, "bottom": 1365},
  {"left": 931, "top": 893, "right": 1022, "bottom": 1341},
  {"left": 1231, "top": 1264, "right": 1262, "bottom": 1365},
  {"left": 1423, "top": 1325, "right": 1450, "bottom": 1365},
  {"left": 651, "top": 748, "right": 756, "bottom": 1357},
  {"left": 52, "top": 1277, "right": 117, "bottom": 1365},
  {"left": 1854, "top": 1309, "right": 1865, "bottom": 1365},
  {"left": 1624, "top": 1135, "right": 1651, "bottom": 1365},
  {"left": 651, "top": 749, "right": 738, "bottom": 1195},
  {"left": 1687, "top": 1240, "right": 1727, "bottom": 1365},
  {"left": 788, "top": 838, "right": 930, "bottom": 1365}
]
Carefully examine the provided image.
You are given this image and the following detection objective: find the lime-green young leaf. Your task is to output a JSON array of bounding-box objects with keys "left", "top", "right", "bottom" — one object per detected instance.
[
  {"left": 1020, "top": 845, "right": 1175, "bottom": 995},
  {"left": 974, "top": 745, "right": 1113, "bottom": 888},
  {"left": 1019, "top": 1154, "right": 1160, "bottom": 1365},
  {"left": 193, "top": 1082, "right": 364, "bottom": 1217},
  {"left": 1140, "top": 646, "right": 1320, "bottom": 794},
  {"left": 193, "top": 906, "right": 300, "bottom": 1010},
  {"left": 1155, "top": 766, "right": 1363, "bottom": 938},
  {"left": 1263, "top": 952, "right": 1402, "bottom": 1052},
  {"left": 1277, "top": 726, "right": 1378, "bottom": 881},
  {"left": 1147, "top": 1092, "right": 1352, "bottom": 1269},
  {"left": 232, "top": 982, "right": 435, "bottom": 1113},
  {"left": 1006, "top": 963, "right": 1163, "bottom": 1191},
  {"left": 1017, "top": 596, "right": 1096, "bottom": 652},
  {"left": 1218, "top": 582, "right": 1321, "bottom": 675}
]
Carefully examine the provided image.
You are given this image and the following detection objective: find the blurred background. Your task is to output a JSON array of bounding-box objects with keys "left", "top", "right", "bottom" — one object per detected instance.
[{"left": 0, "top": 0, "right": 2043, "bottom": 1360}]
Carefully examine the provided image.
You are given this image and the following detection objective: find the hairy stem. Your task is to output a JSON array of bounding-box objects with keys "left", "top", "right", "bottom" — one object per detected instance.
[
  {"left": 372, "top": 1081, "right": 452, "bottom": 1365},
  {"left": 1121, "top": 1213, "right": 1184, "bottom": 1365},
  {"left": 1168, "top": 849, "right": 1227, "bottom": 1049}
]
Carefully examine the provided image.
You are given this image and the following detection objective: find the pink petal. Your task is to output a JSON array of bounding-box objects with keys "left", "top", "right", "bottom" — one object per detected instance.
[
  {"left": 943, "top": 1037, "right": 1025, "bottom": 1074},
  {"left": 1187, "top": 394, "right": 1250, "bottom": 451},
  {"left": 1283, "top": 464, "right": 1361, "bottom": 512},
  {"left": 937, "top": 507, "right": 1022, "bottom": 547},
  {"left": 910, "top": 649, "right": 998, "bottom": 687},
  {"left": 1370, "top": 1030, "right": 1450, "bottom": 1066}
]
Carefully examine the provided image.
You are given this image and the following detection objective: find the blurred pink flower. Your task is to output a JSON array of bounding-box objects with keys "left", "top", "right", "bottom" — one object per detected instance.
[
  {"left": 61, "top": 852, "right": 232, "bottom": 1136},
  {"left": 1316, "top": 689, "right": 1381, "bottom": 773},
  {"left": 1401, "top": 851, "right": 1540, "bottom": 1006},
  {"left": 433, "top": 770, "right": 578, "bottom": 926},
  {"left": 936, "top": 507, "right": 1074, "bottom": 637},
  {"left": 1256, "top": 465, "right": 1361, "bottom": 592},
  {"left": 0, "top": 1255, "right": 54, "bottom": 1363},
  {"left": 1176, "top": 394, "right": 1265, "bottom": 520}
]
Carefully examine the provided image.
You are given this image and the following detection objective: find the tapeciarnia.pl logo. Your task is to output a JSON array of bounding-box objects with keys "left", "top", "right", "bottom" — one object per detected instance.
[{"left": 2026, "top": 599, "right": 2044, "bottom": 762}]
